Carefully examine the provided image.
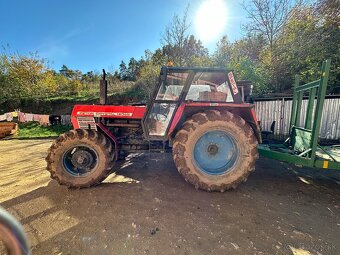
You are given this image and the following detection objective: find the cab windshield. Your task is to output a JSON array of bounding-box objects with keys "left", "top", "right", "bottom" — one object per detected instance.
[{"left": 155, "top": 70, "right": 233, "bottom": 102}]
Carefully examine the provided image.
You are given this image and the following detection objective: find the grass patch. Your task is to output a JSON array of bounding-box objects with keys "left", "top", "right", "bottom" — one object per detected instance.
[{"left": 18, "top": 122, "right": 72, "bottom": 138}]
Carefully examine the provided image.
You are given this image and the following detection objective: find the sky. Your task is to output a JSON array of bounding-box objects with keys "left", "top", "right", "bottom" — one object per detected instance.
[{"left": 0, "top": 0, "right": 247, "bottom": 73}]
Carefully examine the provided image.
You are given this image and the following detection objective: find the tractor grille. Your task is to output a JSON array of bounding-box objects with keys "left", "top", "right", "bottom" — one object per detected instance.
[{"left": 76, "top": 117, "right": 97, "bottom": 130}]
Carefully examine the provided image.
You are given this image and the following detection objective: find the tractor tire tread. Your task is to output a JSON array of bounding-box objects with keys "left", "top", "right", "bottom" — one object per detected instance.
[
  {"left": 46, "top": 129, "right": 115, "bottom": 188},
  {"left": 172, "top": 110, "right": 258, "bottom": 192}
]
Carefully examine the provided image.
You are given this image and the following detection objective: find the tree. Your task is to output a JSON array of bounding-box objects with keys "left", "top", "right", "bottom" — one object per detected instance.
[
  {"left": 182, "top": 35, "right": 209, "bottom": 66},
  {"left": 160, "top": 6, "right": 209, "bottom": 66},
  {"left": 119, "top": 61, "right": 128, "bottom": 80},
  {"left": 162, "top": 6, "right": 190, "bottom": 65},
  {"left": 232, "top": 34, "right": 267, "bottom": 63},
  {"left": 38, "top": 70, "right": 58, "bottom": 95},
  {"left": 241, "top": 0, "right": 303, "bottom": 93},
  {"left": 135, "top": 62, "right": 160, "bottom": 100},
  {"left": 273, "top": 1, "right": 340, "bottom": 93},
  {"left": 127, "top": 57, "right": 140, "bottom": 81},
  {"left": 316, "top": 0, "right": 340, "bottom": 27},
  {"left": 59, "top": 64, "right": 82, "bottom": 80},
  {"left": 315, "top": 0, "right": 340, "bottom": 93},
  {"left": 242, "top": 0, "right": 295, "bottom": 52},
  {"left": 59, "top": 65, "right": 71, "bottom": 77},
  {"left": 0, "top": 54, "right": 10, "bottom": 101},
  {"left": 5, "top": 53, "right": 47, "bottom": 97},
  {"left": 213, "top": 36, "right": 232, "bottom": 67},
  {"left": 151, "top": 48, "right": 167, "bottom": 66}
]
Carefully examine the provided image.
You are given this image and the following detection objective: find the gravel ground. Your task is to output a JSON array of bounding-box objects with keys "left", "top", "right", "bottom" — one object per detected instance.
[{"left": 0, "top": 139, "right": 339, "bottom": 255}]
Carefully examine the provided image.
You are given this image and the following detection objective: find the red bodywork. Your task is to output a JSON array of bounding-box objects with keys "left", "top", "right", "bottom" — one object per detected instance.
[
  {"left": 71, "top": 102, "right": 261, "bottom": 142},
  {"left": 71, "top": 104, "right": 146, "bottom": 128}
]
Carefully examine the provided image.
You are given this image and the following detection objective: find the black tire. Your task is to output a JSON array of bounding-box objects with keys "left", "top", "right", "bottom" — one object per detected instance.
[
  {"left": 172, "top": 110, "right": 258, "bottom": 192},
  {"left": 46, "top": 129, "right": 115, "bottom": 188},
  {"left": 0, "top": 207, "right": 30, "bottom": 255}
]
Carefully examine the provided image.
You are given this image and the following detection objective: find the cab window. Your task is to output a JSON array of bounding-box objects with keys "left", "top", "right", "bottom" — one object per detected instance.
[
  {"left": 156, "top": 72, "right": 188, "bottom": 101},
  {"left": 185, "top": 72, "right": 234, "bottom": 102}
]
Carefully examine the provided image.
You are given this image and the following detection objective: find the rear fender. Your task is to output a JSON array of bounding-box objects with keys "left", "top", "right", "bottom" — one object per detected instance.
[{"left": 169, "top": 102, "right": 262, "bottom": 143}]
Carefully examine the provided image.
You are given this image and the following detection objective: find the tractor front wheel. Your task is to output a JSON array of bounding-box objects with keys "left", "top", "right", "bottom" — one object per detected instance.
[
  {"left": 172, "top": 110, "right": 258, "bottom": 192},
  {"left": 46, "top": 129, "right": 115, "bottom": 188}
]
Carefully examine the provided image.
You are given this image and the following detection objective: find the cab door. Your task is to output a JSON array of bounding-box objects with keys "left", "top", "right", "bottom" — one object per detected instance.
[{"left": 142, "top": 68, "right": 190, "bottom": 141}]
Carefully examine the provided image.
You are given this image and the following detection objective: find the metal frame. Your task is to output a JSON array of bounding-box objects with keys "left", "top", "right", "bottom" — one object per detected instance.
[
  {"left": 142, "top": 66, "right": 243, "bottom": 141},
  {"left": 258, "top": 59, "right": 340, "bottom": 170}
]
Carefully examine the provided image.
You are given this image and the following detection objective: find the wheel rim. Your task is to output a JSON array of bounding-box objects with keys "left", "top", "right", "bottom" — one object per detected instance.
[
  {"left": 62, "top": 145, "right": 99, "bottom": 176},
  {"left": 193, "top": 130, "right": 239, "bottom": 175}
]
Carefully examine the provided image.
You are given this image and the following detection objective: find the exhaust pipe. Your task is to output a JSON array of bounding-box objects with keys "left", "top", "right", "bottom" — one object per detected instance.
[{"left": 100, "top": 69, "right": 108, "bottom": 105}]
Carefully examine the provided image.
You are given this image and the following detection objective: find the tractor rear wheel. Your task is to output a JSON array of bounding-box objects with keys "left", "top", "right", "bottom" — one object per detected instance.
[
  {"left": 172, "top": 110, "right": 258, "bottom": 192},
  {"left": 46, "top": 129, "right": 115, "bottom": 188}
]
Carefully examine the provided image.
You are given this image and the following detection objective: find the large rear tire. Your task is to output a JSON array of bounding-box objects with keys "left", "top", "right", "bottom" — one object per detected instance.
[
  {"left": 172, "top": 110, "right": 258, "bottom": 192},
  {"left": 46, "top": 129, "right": 115, "bottom": 188}
]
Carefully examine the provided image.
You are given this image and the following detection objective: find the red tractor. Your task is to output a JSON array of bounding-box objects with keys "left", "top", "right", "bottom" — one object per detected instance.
[{"left": 46, "top": 66, "right": 261, "bottom": 192}]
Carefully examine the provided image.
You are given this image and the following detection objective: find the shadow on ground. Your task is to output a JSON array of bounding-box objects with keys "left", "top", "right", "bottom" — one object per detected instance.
[{"left": 0, "top": 139, "right": 339, "bottom": 255}]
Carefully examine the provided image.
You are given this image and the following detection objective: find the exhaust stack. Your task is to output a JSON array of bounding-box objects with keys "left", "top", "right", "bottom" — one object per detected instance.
[{"left": 100, "top": 69, "right": 108, "bottom": 105}]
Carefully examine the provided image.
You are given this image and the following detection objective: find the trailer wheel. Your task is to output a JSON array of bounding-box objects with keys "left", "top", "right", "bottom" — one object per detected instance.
[
  {"left": 46, "top": 129, "right": 115, "bottom": 188},
  {"left": 172, "top": 110, "right": 258, "bottom": 192}
]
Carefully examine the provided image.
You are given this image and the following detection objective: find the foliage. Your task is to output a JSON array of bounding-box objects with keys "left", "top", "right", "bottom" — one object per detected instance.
[
  {"left": 242, "top": 0, "right": 295, "bottom": 51},
  {"left": 273, "top": 1, "right": 340, "bottom": 93},
  {"left": 0, "top": 0, "right": 339, "bottom": 104},
  {"left": 135, "top": 62, "right": 160, "bottom": 100},
  {"left": 161, "top": 6, "right": 209, "bottom": 66},
  {"left": 241, "top": 0, "right": 339, "bottom": 94}
]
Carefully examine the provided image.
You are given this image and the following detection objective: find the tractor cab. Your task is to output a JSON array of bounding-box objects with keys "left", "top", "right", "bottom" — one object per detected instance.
[{"left": 143, "top": 66, "right": 244, "bottom": 140}]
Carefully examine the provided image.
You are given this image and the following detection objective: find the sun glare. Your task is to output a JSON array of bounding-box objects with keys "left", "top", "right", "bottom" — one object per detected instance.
[{"left": 195, "top": 0, "right": 227, "bottom": 44}]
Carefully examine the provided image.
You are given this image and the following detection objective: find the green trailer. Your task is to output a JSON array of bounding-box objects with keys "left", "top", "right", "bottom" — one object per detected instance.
[{"left": 258, "top": 59, "right": 340, "bottom": 171}]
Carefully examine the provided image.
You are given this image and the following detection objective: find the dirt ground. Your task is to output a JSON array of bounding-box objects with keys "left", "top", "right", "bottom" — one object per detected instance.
[{"left": 0, "top": 139, "right": 339, "bottom": 255}]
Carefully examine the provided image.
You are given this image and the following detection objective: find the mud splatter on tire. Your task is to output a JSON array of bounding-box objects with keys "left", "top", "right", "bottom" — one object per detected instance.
[
  {"left": 46, "top": 129, "right": 115, "bottom": 188},
  {"left": 172, "top": 110, "right": 258, "bottom": 192}
]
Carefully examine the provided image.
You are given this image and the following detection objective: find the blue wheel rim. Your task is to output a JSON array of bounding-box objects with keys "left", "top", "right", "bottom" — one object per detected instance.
[
  {"left": 62, "top": 145, "right": 98, "bottom": 176},
  {"left": 193, "top": 130, "right": 239, "bottom": 175}
]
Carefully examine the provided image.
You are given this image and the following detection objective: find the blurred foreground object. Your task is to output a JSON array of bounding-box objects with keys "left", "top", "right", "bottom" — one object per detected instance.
[{"left": 0, "top": 206, "right": 30, "bottom": 255}]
